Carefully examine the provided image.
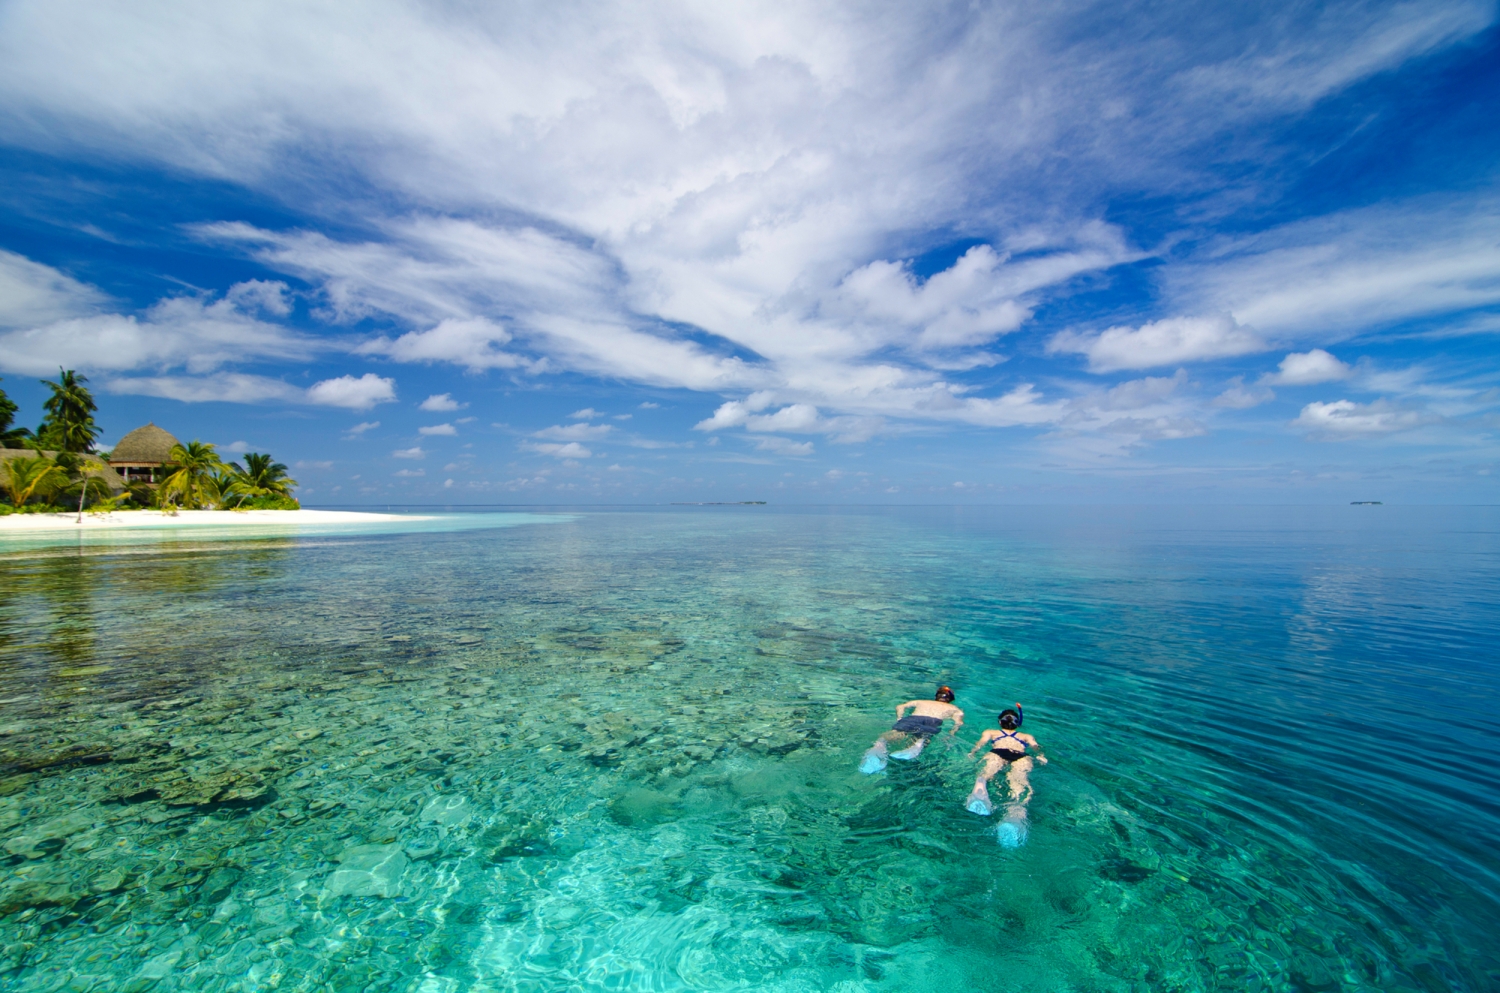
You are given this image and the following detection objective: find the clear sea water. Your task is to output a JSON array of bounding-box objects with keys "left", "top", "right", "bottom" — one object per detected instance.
[{"left": 1, "top": 505, "right": 1497, "bottom": 993}]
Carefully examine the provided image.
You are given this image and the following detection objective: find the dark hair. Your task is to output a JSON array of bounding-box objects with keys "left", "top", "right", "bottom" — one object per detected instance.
[
  {"left": 999, "top": 709, "right": 1020, "bottom": 730},
  {"left": 935, "top": 685, "right": 955, "bottom": 703}
]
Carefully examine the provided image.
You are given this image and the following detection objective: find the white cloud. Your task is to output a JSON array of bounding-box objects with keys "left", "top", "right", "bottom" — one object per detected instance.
[
  {"left": 1165, "top": 197, "right": 1500, "bottom": 340},
  {"left": 638, "top": 402, "right": 660, "bottom": 409},
  {"left": 418, "top": 423, "right": 457, "bottom": 436},
  {"left": 419, "top": 392, "right": 466, "bottom": 411},
  {"left": 306, "top": 373, "right": 397, "bottom": 410},
  {"left": 444, "top": 478, "right": 454, "bottom": 488},
  {"left": 1049, "top": 315, "right": 1266, "bottom": 372},
  {"left": 1293, "top": 399, "right": 1436, "bottom": 438},
  {"left": 106, "top": 372, "right": 304, "bottom": 404},
  {"left": 224, "top": 279, "right": 292, "bottom": 316},
  {"left": 0, "top": 276, "right": 317, "bottom": 377},
  {"left": 359, "top": 316, "right": 521, "bottom": 371},
  {"left": 569, "top": 408, "right": 603, "bottom": 419},
  {"left": 296, "top": 460, "right": 333, "bottom": 469},
  {"left": 613, "top": 413, "right": 632, "bottom": 420},
  {"left": 392, "top": 446, "right": 426, "bottom": 459},
  {"left": 1213, "top": 378, "right": 1275, "bottom": 409},
  {"left": 1263, "top": 349, "right": 1352, "bottom": 385},
  {"left": 220, "top": 440, "right": 250, "bottom": 454},
  {"left": 0, "top": 249, "right": 110, "bottom": 328},
  {"left": 346, "top": 420, "right": 380, "bottom": 436},
  {"left": 533, "top": 422, "right": 613, "bottom": 441},
  {"left": 746, "top": 403, "right": 822, "bottom": 433},
  {"left": 752, "top": 436, "right": 815, "bottom": 456},
  {"left": 526, "top": 441, "right": 592, "bottom": 458},
  {"left": 394, "top": 468, "right": 425, "bottom": 477},
  {"left": 0, "top": 1, "right": 1489, "bottom": 442},
  {"left": 104, "top": 371, "right": 396, "bottom": 413}
]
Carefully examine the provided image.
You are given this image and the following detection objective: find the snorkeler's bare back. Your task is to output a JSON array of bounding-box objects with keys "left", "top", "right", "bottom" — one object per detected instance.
[{"left": 898, "top": 700, "right": 963, "bottom": 722}]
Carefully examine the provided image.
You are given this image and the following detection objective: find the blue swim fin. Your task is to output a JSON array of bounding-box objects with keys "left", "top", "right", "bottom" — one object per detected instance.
[
  {"left": 965, "top": 792, "right": 994, "bottom": 816},
  {"left": 859, "top": 749, "right": 887, "bottom": 774},
  {"left": 997, "top": 805, "right": 1029, "bottom": 848}
]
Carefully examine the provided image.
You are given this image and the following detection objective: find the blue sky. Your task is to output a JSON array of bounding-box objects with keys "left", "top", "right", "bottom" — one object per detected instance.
[{"left": 1, "top": 1, "right": 1497, "bottom": 504}]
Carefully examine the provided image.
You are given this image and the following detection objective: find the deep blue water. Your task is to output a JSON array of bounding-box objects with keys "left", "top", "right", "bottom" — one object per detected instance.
[{"left": 1, "top": 505, "right": 1497, "bottom": 992}]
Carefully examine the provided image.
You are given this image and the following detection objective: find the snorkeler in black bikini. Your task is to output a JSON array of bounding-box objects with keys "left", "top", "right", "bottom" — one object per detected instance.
[{"left": 965, "top": 703, "right": 1047, "bottom": 846}]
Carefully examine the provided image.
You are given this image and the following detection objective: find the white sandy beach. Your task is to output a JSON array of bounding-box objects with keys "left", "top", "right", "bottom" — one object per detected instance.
[{"left": 0, "top": 508, "right": 433, "bottom": 532}]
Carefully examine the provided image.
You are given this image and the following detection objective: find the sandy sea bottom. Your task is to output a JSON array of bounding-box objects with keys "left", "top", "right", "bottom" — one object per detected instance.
[{"left": 1, "top": 506, "right": 1497, "bottom": 992}]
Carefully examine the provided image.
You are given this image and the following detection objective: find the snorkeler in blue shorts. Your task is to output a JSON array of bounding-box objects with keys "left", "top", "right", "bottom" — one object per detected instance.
[
  {"left": 858, "top": 686, "right": 964, "bottom": 774},
  {"left": 965, "top": 703, "right": 1047, "bottom": 847}
]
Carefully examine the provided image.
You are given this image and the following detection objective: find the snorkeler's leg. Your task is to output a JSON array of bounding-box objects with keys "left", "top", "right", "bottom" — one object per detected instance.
[
  {"left": 966, "top": 755, "right": 1004, "bottom": 815},
  {"left": 1004, "top": 756, "right": 1035, "bottom": 805},
  {"left": 996, "top": 757, "right": 1034, "bottom": 847},
  {"left": 890, "top": 735, "right": 928, "bottom": 761},
  {"left": 859, "top": 732, "right": 900, "bottom": 774}
]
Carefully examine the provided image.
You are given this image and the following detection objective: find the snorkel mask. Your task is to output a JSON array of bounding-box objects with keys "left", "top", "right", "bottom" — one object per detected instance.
[{"left": 935, "top": 685, "right": 955, "bottom": 703}]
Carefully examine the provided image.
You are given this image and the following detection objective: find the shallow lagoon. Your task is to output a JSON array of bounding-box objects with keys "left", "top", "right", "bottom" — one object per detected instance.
[{"left": 1, "top": 505, "right": 1497, "bottom": 992}]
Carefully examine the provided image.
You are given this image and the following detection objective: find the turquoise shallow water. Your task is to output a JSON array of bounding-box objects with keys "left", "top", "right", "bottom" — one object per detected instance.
[{"left": 1, "top": 505, "right": 1497, "bottom": 992}]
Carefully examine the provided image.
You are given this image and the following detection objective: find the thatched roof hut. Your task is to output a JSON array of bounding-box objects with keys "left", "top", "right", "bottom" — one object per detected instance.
[
  {"left": 110, "top": 423, "right": 181, "bottom": 465},
  {"left": 108, "top": 423, "right": 181, "bottom": 485}
]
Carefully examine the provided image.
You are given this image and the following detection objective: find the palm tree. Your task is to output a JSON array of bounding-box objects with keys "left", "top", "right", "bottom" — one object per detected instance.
[
  {"left": 53, "top": 451, "right": 114, "bottom": 521},
  {"left": 36, "top": 369, "right": 100, "bottom": 453},
  {"left": 212, "top": 465, "right": 254, "bottom": 508},
  {"left": 159, "top": 441, "right": 227, "bottom": 509},
  {"left": 240, "top": 453, "right": 298, "bottom": 497},
  {"left": 0, "top": 378, "right": 33, "bottom": 449},
  {"left": 2, "top": 454, "right": 69, "bottom": 508}
]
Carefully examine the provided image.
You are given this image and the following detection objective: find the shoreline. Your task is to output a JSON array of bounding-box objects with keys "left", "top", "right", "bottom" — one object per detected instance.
[{"left": 0, "top": 508, "right": 435, "bottom": 532}]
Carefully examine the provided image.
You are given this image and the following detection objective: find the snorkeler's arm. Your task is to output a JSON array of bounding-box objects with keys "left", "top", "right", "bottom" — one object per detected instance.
[
  {"left": 947, "top": 708, "right": 964, "bottom": 740},
  {"left": 895, "top": 701, "right": 915, "bottom": 719},
  {"left": 1021, "top": 732, "right": 1048, "bottom": 764},
  {"left": 967, "top": 728, "right": 996, "bottom": 758}
]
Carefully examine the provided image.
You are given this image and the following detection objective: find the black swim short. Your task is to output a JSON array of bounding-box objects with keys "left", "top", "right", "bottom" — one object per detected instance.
[
  {"left": 892, "top": 715, "right": 943, "bottom": 737},
  {"left": 989, "top": 748, "right": 1028, "bottom": 762}
]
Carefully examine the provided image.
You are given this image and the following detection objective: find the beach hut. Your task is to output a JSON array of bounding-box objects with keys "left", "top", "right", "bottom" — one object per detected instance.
[{"left": 108, "top": 423, "right": 181, "bottom": 487}]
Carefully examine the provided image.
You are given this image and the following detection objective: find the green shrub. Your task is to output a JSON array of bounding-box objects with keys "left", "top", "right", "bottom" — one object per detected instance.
[{"left": 235, "top": 494, "right": 301, "bottom": 510}]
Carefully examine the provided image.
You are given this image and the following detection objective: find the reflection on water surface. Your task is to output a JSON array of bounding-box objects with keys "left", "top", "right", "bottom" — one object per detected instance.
[{"left": 1, "top": 507, "right": 1497, "bottom": 992}]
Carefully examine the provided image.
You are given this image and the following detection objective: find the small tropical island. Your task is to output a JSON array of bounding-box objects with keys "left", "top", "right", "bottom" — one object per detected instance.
[{"left": 1, "top": 369, "right": 411, "bottom": 531}]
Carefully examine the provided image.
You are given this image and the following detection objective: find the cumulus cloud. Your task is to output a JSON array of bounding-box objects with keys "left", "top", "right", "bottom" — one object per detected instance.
[
  {"left": 346, "top": 421, "right": 380, "bottom": 436},
  {"left": 1263, "top": 349, "right": 1352, "bottom": 385},
  {"left": 1293, "top": 399, "right": 1437, "bottom": 438},
  {"left": 533, "top": 422, "right": 613, "bottom": 441},
  {"left": 1050, "top": 315, "right": 1266, "bottom": 372},
  {"left": 1213, "top": 378, "right": 1275, "bottom": 409},
  {"left": 394, "top": 468, "right": 425, "bottom": 477},
  {"left": 751, "top": 436, "right": 815, "bottom": 456},
  {"left": 569, "top": 408, "right": 602, "bottom": 419},
  {"left": 392, "top": 446, "right": 426, "bottom": 459},
  {"left": 418, "top": 423, "right": 457, "bottom": 436},
  {"left": 305, "top": 373, "right": 397, "bottom": 410},
  {"left": 419, "top": 393, "right": 466, "bottom": 411},
  {"left": 526, "top": 441, "right": 592, "bottom": 458},
  {"left": 358, "top": 317, "right": 522, "bottom": 371}
]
